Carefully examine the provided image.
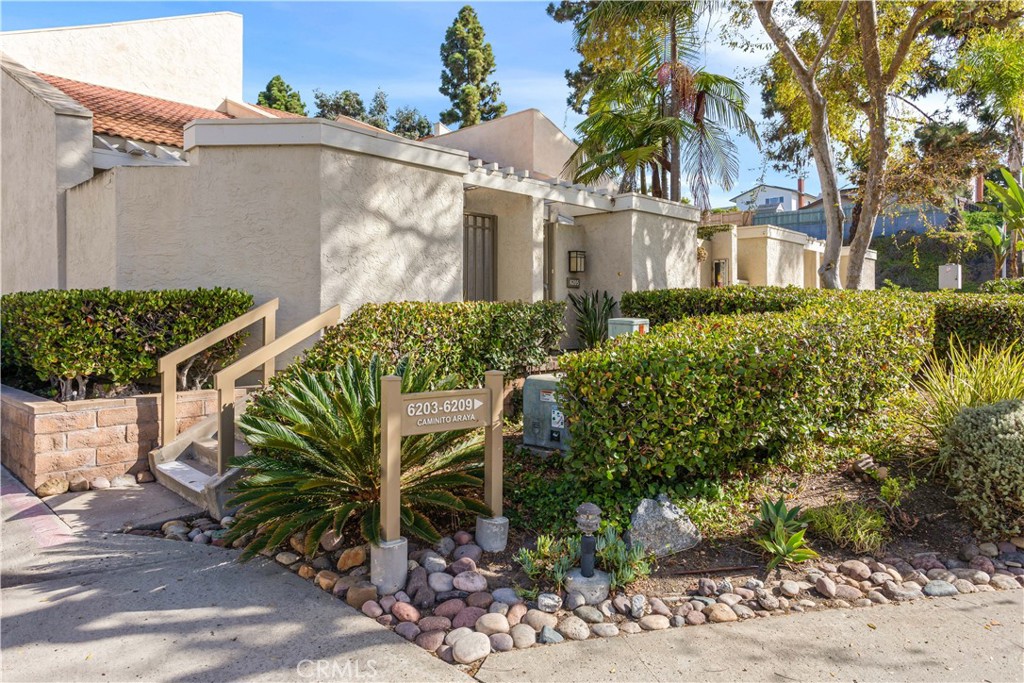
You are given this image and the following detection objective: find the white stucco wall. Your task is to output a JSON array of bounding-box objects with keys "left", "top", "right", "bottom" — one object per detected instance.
[
  {"left": 319, "top": 147, "right": 464, "bottom": 314},
  {"left": 631, "top": 211, "right": 698, "bottom": 292},
  {"left": 464, "top": 187, "right": 543, "bottom": 301},
  {"left": 65, "top": 171, "right": 117, "bottom": 288},
  {"left": 432, "top": 109, "right": 577, "bottom": 180},
  {"left": 0, "top": 13, "right": 243, "bottom": 110},
  {"left": 733, "top": 185, "right": 805, "bottom": 212}
]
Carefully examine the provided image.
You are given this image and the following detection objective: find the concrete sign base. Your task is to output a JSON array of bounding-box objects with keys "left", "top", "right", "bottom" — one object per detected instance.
[
  {"left": 370, "top": 537, "right": 408, "bottom": 595},
  {"left": 475, "top": 515, "right": 509, "bottom": 552}
]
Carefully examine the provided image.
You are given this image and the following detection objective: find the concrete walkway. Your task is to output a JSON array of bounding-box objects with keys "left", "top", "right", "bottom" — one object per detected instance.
[
  {"left": 1, "top": 468, "right": 470, "bottom": 683},
  {"left": 3, "top": 466, "right": 1022, "bottom": 682},
  {"left": 476, "top": 590, "right": 1024, "bottom": 683}
]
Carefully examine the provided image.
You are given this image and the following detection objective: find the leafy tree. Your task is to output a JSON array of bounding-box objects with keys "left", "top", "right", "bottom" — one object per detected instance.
[
  {"left": 751, "top": 0, "right": 1023, "bottom": 289},
  {"left": 547, "top": 1, "right": 600, "bottom": 114},
  {"left": 365, "top": 88, "right": 389, "bottom": 130},
  {"left": 256, "top": 75, "right": 307, "bottom": 116},
  {"left": 313, "top": 89, "right": 365, "bottom": 120},
  {"left": 391, "top": 106, "right": 432, "bottom": 139},
  {"left": 439, "top": 5, "right": 507, "bottom": 127}
]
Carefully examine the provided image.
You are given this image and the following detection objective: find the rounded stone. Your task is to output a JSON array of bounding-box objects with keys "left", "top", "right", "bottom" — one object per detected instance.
[
  {"left": 275, "top": 551, "right": 299, "bottom": 565},
  {"left": 418, "top": 616, "right": 451, "bottom": 632},
  {"left": 392, "top": 602, "right": 420, "bottom": 623},
  {"left": 556, "top": 615, "right": 590, "bottom": 641},
  {"left": 591, "top": 622, "right": 620, "bottom": 637},
  {"left": 953, "top": 578, "right": 977, "bottom": 594},
  {"left": 840, "top": 560, "right": 872, "bottom": 581},
  {"left": 523, "top": 609, "right": 558, "bottom": 631},
  {"left": 510, "top": 623, "right": 537, "bottom": 649},
  {"left": 537, "top": 592, "right": 562, "bottom": 613},
  {"left": 705, "top": 603, "right": 739, "bottom": 623},
  {"left": 490, "top": 633, "right": 514, "bottom": 652},
  {"left": 834, "top": 585, "right": 864, "bottom": 601},
  {"left": 780, "top": 581, "right": 800, "bottom": 597},
  {"left": 421, "top": 552, "right": 447, "bottom": 574},
  {"left": 415, "top": 630, "right": 446, "bottom": 652},
  {"left": 453, "top": 571, "right": 488, "bottom": 593},
  {"left": 395, "top": 621, "right": 421, "bottom": 642},
  {"left": 670, "top": 615, "right": 685, "bottom": 627},
  {"left": 475, "top": 612, "right": 510, "bottom": 635},
  {"left": 618, "top": 621, "right": 642, "bottom": 634},
  {"left": 639, "top": 615, "right": 670, "bottom": 631},
  {"left": 434, "top": 598, "right": 466, "bottom": 619},
  {"left": 489, "top": 601, "right": 509, "bottom": 615},
  {"left": 453, "top": 632, "right": 492, "bottom": 663},
  {"left": 717, "top": 593, "right": 742, "bottom": 606},
  {"left": 454, "top": 530, "right": 474, "bottom": 545},
  {"left": 685, "top": 611, "right": 706, "bottom": 625},
  {"left": 923, "top": 580, "right": 958, "bottom": 597},
  {"left": 361, "top": 601, "right": 383, "bottom": 618},
  {"left": 447, "top": 557, "right": 477, "bottom": 575},
  {"left": 574, "top": 605, "right": 604, "bottom": 624},
  {"left": 990, "top": 574, "right": 1021, "bottom": 590},
  {"left": 491, "top": 588, "right": 521, "bottom": 605},
  {"left": 731, "top": 604, "right": 756, "bottom": 619},
  {"left": 630, "top": 594, "right": 648, "bottom": 618},
  {"left": 539, "top": 625, "right": 564, "bottom": 644},
  {"left": 428, "top": 572, "right": 454, "bottom": 592},
  {"left": 452, "top": 606, "right": 487, "bottom": 630},
  {"left": 454, "top": 544, "right": 483, "bottom": 563},
  {"left": 444, "top": 627, "right": 474, "bottom": 646},
  {"left": 815, "top": 575, "right": 837, "bottom": 598},
  {"left": 467, "top": 591, "right": 494, "bottom": 609},
  {"left": 564, "top": 591, "right": 586, "bottom": 610},
  {"left": 979, "top": 542, "right": 999, "bottom": 558},
  {"left": 506, "top": 602, "right": 528, "bottom": 626},
  {"left": 376, "top": 615, "right": 396, "bottom": 627}
]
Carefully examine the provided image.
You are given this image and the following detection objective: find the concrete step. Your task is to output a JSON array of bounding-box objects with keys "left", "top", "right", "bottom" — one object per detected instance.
[
  {"left": 153, "top": 459, "right": 214, "bottom": 508},
  {"left": 192, "top": 436, "right": 251, "bottom": 471}
]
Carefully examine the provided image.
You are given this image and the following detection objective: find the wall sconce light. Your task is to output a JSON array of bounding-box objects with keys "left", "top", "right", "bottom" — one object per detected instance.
[{"left": 568, "top": 250, "right": 586, "bottom": 273}]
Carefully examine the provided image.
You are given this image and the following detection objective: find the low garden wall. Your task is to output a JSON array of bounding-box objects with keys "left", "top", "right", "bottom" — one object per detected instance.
[{"left": 1, "top": 385, "right": 249, "bottom": 491}]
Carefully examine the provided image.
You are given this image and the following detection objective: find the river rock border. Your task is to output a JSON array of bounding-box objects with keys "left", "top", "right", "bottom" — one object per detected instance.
[{"left": 251, "top": 530, "right": 1024, "bottom": 666}]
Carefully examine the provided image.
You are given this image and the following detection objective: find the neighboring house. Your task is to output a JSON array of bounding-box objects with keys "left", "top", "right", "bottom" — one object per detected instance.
[{"left": 730, "top": 181, "right": 816, "bottom": 212}]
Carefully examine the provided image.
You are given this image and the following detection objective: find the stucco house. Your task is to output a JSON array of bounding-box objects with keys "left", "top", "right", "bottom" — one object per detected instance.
[{"left": 729, "top": 181, "right": 816, "bottom": 212}]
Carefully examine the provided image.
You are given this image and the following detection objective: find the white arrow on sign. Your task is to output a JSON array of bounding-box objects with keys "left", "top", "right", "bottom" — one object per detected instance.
[{"left": 473, "top": 398, "right": 484, "bottom": 410}]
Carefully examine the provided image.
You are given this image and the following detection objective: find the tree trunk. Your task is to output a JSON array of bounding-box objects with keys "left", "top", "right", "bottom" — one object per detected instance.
[
  {"left": 669, "top": 13, "right": 681, "bottom": 203},
  {"left": 1008, "top": 116, "right": 1023, "bottom": 278},
  {"left": 651, "top": 161, "right": 662, "bottom": 198},
  {"left": 640, "top": 165, "right": 647, "bottom": 195}
]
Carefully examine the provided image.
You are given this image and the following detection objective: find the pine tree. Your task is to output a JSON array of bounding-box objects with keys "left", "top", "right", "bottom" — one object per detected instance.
[
  {"left": 391, "top": 106, "right": 432, "bottom": 139},
  {"left": 256, "top": 75, "right": 307, "bottom": 116},
  {"left": 439, "top": 6, "right": 507, "bottom": 127}
]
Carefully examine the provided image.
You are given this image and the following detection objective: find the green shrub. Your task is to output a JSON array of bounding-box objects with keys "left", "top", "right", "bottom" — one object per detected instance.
[
  {"left": 979, "top": 278, "right": 1024, "bottom": 294},
  {"left": 228, "top": 355, "right": 489, "bottom": 556},
  {"left": 914, "top": 341, "right": 1024, "bottom": 465},
  {"left": 281, "top": 300, "right": 565, "bottom": 386},
  {"left": 932, "top": 294, "right": 1024, "bottom": 358},
  {"left": 1, "top": 288, "right": 253, "bottom": 400},
  {"left": 755, "top": 519, "right": 819, "bottom": 571},
  {"left": 620, "top": 285, "right": 819, "bottom": 327},
  {"left": 568, "top": 290, "right": 616, "bottom": 349},
  {"left": 804, "top": 500, "right": 888, "bottom": 554},
  {"left": 941, "top": 400, "right": 1024, "bottom": 538},
  {"left": 558, "top": 293, "right": 933, "bottom": 498}
]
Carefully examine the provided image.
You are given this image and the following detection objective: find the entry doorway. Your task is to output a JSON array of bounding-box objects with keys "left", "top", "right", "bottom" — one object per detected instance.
[{"left": 464, "top": 213, "right": 496, "bottom": 301}]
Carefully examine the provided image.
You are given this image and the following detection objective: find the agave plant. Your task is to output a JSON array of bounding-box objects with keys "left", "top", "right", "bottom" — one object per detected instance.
[
  {"left": 753, "top": 496, "right": 806, "bottom": 536},
  {"left": 756, "top": 519, "right": 820, "bottom": 571},
  {"left": 225, "top": 354, "right": 490, "bottom": 558},
  {"left": 568, "top": 290, "right": 617, "bottom": 349}
]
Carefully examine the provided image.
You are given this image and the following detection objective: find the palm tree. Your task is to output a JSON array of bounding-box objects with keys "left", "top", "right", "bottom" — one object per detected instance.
[{"left": 569, "top": 2, "right": 759, "bottom": 208}]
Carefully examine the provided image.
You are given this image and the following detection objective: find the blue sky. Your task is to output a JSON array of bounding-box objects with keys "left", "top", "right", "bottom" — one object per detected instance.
[{"left": 1, "top": 1, "right": 798, "bottom": 207}]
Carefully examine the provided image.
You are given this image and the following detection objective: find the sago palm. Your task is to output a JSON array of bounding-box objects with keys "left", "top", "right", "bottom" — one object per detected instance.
[{"left": 226, "top": 355, "right": 490, "bottom": 558}]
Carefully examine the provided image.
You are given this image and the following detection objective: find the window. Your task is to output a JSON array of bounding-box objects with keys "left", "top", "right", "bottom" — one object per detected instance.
[{"left": 763, "top": 196, "right": 785, "bottom": 206}]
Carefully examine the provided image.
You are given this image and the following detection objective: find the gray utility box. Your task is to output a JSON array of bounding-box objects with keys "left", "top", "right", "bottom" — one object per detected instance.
[
  {"left": 608, "top": 317, "right": 649, "bottom": 338},
  {"left": 523, "top": 373, "right": 570, "bottom": 451}
]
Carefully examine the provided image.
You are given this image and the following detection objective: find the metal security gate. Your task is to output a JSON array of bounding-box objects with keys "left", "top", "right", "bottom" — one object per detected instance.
[{"left": 464, "top": 213, "right": 496, "bottom": 301}]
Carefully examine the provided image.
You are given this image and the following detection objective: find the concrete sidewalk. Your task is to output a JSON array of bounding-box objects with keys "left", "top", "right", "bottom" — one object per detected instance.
[
  {"left": 1, "top": 468, "right": 470, "bottom": 683},
  {"left": 476, "top": 590, "right": 1024, "bottom": 683}
]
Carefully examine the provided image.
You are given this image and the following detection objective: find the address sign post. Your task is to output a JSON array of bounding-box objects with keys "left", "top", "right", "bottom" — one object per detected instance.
[{"left": 371, "top": 370, "right": 506, "bottom": 596}]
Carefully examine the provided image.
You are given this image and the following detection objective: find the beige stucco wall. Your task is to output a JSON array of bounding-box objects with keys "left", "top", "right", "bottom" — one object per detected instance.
[
  {"left": 433, "top": 110, "right": 577, "bottom": 180},
  {"left": 67, "top": 147, "right": 323, "bottom": 336},
  {"left": 0, "top": 12, "right": 243, "bottom": 110},
  {"left": 709, "top": 226, "right": 738, "bottom": 287},
  {"left": 464, "top": 187, "right": 543, "bottom": 301},
  {"left": 839, "top": 248, "right": 878, "bottom": 290},
  {"left": 737, "top": 227, "right": 806, "bottom": 288},
  {"left": 65, "top": 171, "right": 117, "bottom": 288},
  {"left": 631, "top": 210, "right": 699, "bottom": 292},
  {"left": 319, "top": 147, "right": 464, "bottom": 313},
  {"left": 1, "top": 65, "right": 93, "bottom": 293}
]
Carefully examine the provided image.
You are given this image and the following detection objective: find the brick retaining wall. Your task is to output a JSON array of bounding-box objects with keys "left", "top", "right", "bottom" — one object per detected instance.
[{"left": 1, "top": 385, "right": 249, "bottom": 491}]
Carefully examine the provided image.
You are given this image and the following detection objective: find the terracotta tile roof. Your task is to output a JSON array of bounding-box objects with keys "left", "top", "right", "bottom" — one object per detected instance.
[{"left": 36, "top": 73, "right": 231, "bottom": 148}]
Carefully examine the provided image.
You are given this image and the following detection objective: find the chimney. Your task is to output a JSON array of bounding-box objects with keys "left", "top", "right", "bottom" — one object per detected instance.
[
  {"left": 974, "top": 173, "right": 985, "bottom": 203},
  {"left": 797, "top": 177, "right": 806, "bottom": 208}
]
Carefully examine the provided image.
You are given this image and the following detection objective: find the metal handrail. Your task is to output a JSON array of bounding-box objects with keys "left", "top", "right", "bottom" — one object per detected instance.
[
  {"left": 212, "top": 305, "right": 342, "bottom": 472},
  {"left": 158, "top": 299, "right": 279, "bottom": 447}
]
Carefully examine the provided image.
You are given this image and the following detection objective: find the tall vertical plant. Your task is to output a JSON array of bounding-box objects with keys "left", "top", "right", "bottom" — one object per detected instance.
[{"left": 568, "top": 290, "right": 617, "bottom": 349}]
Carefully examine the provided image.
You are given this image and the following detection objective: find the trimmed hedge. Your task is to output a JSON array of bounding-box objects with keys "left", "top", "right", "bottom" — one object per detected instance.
[
  {"left": 621, "top": 286, "right": 818, "bottom": 327},
  {"left": 942, "top": 400, "right": 1024, "bottom": 538},
  {"left": 979, "top": 278, "right": 1024, "bottom": 294},
  {"left": 1, "top": 288, "right": 253, "bottom": 400},
  {"left": 280, "top": 300, "right": 566, "bottom": 385},
  {"left": 933, "top": 294, "right": 1024, "bottom": 358},
  {"left": 558, "top": 293, "right": 933, "bottom": 497}
]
